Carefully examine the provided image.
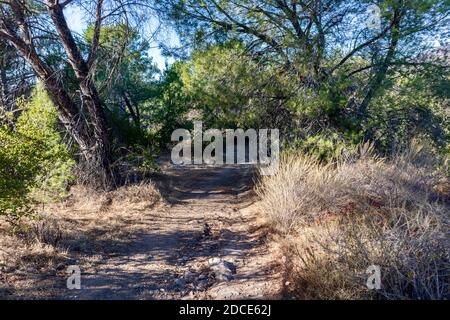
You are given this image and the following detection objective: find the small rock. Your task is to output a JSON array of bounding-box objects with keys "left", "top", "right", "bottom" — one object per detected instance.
[
  {"left": 184, "top": 270, "right": 197, "bottom": 282},
  {"left": 208, "top": 257, "right": 222, "bottom": 266},
  {"left": 285, "top": 281, "right": 291, "bottom": 286},
  {"left": 198, "top": 274, "right": 208, "bottom": 280},
  {"left": 222, "top": 261, "right": 237, "bottom": 274},
  {"left": 210, "top": 261, "right": 236, "bottom": 282},
  {"left": 196, "top": 279, "right": 209, "bottom": 291},
  {"left": 211, "top": 261, "right": 236, "bottom": 275},
  {"left": 175, "top": 278, "right": 186, "bottom": 287},
  {"left": 215, "top": 272, "right": 233, "bottom": 282}
]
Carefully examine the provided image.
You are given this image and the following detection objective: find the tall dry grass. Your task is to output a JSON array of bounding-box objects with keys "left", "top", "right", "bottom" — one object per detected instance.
[{"left": 256, "top": 142, "right": 449, "bottom": 299}]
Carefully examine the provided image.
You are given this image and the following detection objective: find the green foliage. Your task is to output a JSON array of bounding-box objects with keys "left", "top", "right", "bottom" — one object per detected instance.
[
  {"left": 153, "top": 0, "right": 450, "bottom": 161},
  {"left": 162, "top": 41, "right": 299, "bottom": 132},
  {"left": 179, "top": 42, "right": 265, "bottom": 128},
  {"left": 85, "top": 24, "right": 158, "bottom": 127},
  {"left": 0, "top": 126, "right": 43, "bottom": 219},
  {"left": 84, "top": 24, "right": 164, "bottom": 171},
  {"left": 285, "top": 131, "right": 361, "bottom": 162},
  {"left": 108, "top": 108, "right": 160, "bottom": 174},
  {"left": 142, "top": 63, "right": 192, "bottom": 145},
  {"left": 17, "top": 86, "right": 75, "bottom": 202},
  {"left": 302, "top": 134, "right": 349, "bottom": 162},
  {"left": 367, "top": 69, "right": 449, "bottom": 154},
  {"left": 2, "top": 3, "right": 446, "bottom": 200},
  {"left": 0, "top": 84, "right": 74, "bottom": 219}
]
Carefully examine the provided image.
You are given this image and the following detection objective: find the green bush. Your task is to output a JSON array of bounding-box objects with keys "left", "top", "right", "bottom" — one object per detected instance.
[
  {"left": 0, "top": 84, "right": 75, "bottom": 219},
  {"left": 0, "top": 127, "right": 44, "bottom": 219}
]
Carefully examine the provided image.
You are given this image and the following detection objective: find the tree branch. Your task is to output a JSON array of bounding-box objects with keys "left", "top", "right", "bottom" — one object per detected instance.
[{"left": 87, "top": 0, "right": 104, "bottom": 69}]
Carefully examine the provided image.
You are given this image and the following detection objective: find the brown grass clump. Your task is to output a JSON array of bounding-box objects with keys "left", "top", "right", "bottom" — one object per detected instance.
[
  {"left": 256, "top": 142, "right": 449, "bottom": 299},
  {"left": 255, "top": 154, "right": 338, "bottom": 231},
  {"left": 64, "top": 182, "right": 162, "bottom": 212},
  {"left": 0, "top": 214, "right": 69, "bottom": 299}
]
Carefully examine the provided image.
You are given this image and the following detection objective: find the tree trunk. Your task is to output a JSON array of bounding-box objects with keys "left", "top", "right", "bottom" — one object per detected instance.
[
  {"left": 0, "top": 54, "right": 8, "bottom": 109},
  {"left": 0, "top": 52, "right": 8, "bottom": 125},
  {"left": 45, "top": 1, "right": 116, "bottom": 189},
  {"left": 29, "top": 51, "right": 115, "bottom": 189},
  {"left": 358, "top": 8, "right": 402, "bottom": 118},
  {"left": 123, "top": 92, "right": 140, "bottom": 127},
  {"left": 0, "top": 0, "right": 116, "bottom": 189}
]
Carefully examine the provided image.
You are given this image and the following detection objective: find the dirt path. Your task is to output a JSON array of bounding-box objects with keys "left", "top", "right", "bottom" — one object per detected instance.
[{"left": 63, "top": 163, "right": 283, "bottom": 300}]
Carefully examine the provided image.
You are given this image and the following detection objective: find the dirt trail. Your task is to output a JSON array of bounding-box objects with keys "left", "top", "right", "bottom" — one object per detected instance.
[{"left": 64, "top": 162, "right": 283, "bottom": 300}]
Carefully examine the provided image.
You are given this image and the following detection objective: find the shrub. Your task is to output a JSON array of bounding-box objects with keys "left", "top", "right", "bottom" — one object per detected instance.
[
  {"left": 255, "top": 153, "right": 336, "bottom": 231},
  {"left": 0, "top": 127, "right": 44, "bottom": 219},
  {"left": 15, "top": 84, "right": 75, "bottom": 202},
  {"left": 0, "top": 84, "right": 75, "bottom": 220},
  {"left": 256, "top": 142, "right": 449, "bottom": 299}
]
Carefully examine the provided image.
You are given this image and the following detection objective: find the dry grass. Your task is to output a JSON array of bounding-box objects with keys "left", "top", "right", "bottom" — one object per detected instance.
[
  {"left": 255, "top": 154, "right": 338, "bottom": 231},
  {"left": 256, "top": 142, "right": 449, "bottom": 299},
  {"left": 64, "top": 182, "right": 162, "bottom": 212},
  {"left": 0, "top": 182, "right": 162, "bottom": 299}
]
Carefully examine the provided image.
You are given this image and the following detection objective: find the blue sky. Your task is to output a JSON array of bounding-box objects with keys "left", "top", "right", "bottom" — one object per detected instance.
[{"left": 64, "top": 4, "right": 178, "bottom": 71}]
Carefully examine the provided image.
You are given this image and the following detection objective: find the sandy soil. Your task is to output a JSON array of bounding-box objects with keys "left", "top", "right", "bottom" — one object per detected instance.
[{"left": 1, "top": 160, "right": 284, "bottom": 300}]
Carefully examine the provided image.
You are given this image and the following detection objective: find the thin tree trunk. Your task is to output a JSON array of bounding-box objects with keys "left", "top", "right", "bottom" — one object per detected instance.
[
  {"left": 0, "top": 54, "right": 8, "bottom": 109},
  {"left": 358, "top": 8, "right": 402, "bottom": 118},
  {"left": 123, "top": 93, "right": 140, "bottom": 127},
  {"left": 0, "top": 52, "right": 8, "bottom": 126}
]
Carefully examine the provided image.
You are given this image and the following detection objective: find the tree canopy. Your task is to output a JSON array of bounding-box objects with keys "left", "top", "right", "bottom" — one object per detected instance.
[{"left": 0, "top": 0, "right": 448, "bottom": 215}]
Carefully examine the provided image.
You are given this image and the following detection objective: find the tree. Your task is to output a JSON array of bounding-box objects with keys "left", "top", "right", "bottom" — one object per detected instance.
[
  {"left": 84, "top": 24, "right": 158, "bottom": 128},
  {"left": 156, "top": 0, "right": 450, "bottom": 124},
  {"left": 0, "top": 0, "right": 155, "bottom": 188},
  {"left": 178, "top": 41, "right": 293, "bottom": 129},
  {"left": 0, "top": 83, "right": 74, "bottom": 218}
]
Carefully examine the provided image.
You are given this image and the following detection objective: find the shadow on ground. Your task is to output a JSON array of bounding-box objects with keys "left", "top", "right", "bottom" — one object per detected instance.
[{"left": 2, "top": 161, "right": 281, "bottom": 300}]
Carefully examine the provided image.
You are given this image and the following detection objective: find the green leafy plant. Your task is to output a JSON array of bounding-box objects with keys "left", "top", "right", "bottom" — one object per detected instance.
[{"left": 0, "top": 84, "right": 75, "bottom": 220}]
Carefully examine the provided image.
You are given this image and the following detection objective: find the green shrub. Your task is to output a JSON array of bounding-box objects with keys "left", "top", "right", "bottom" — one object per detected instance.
[
  {"left": 0, "top": 84, "right": 75, "bottom": 219},
  {"left": 0, "top": 127, "right": 44, "bottom": 219}
]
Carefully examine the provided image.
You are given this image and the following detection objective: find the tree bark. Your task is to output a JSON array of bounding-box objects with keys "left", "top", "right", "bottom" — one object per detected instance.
[{"left": 0, "top": 52, "right": 9, "bottom": 126}]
